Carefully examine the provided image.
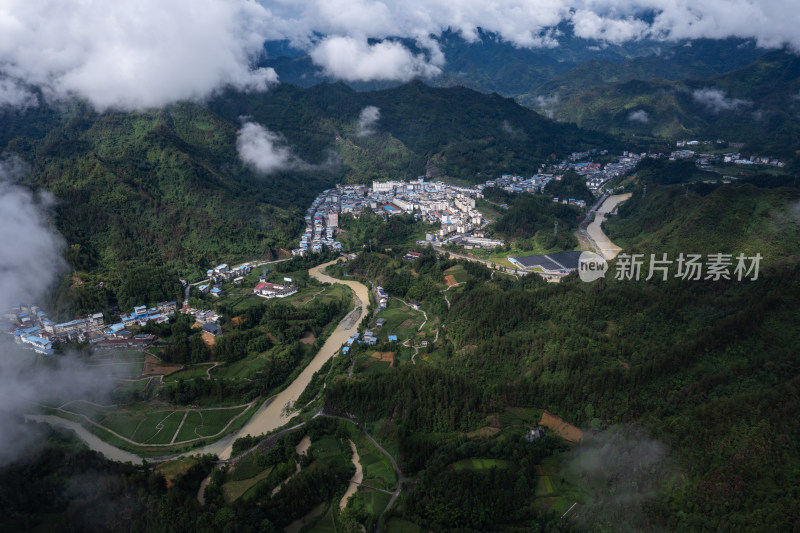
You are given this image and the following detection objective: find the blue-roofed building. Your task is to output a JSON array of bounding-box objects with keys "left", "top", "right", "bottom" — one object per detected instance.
[
  {"left": 351, "top": 333, "right": 360, "bottom": 340},
  {"left": 342, "top": 346, "right": 350, "bottom": 354},
  {"left": 346, "top": 337, "right": 355, "bottom": 345},
  {"left": 210, "top": 288, "right": 222, "bottom": 297},
  {"left": 387, "top": 335, "right": 398, "bottom": 342},
  {"left": 22, "top": 335, "right": 53, "bottom": 353}
]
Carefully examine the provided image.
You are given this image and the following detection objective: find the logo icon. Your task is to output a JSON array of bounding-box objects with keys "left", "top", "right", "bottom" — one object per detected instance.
[{"left": 578, "top": 251, "right": 608, "bottom": 282}]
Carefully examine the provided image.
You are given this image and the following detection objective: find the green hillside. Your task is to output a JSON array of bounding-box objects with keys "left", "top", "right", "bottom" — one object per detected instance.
[
  {"left": 522, "top": 38, "right": 766, "bottom": 105},
  {"left": 547, "top": 50, "right": 800, "bottom": 155},
  {"left": 322, "top": 181, "right": 800, "bottom": 531},
  {"left": 604, "top": 180, "right": 800, "bottom": 262},
  {"left": 0, "top": 82, "right": 614, "bottom": 314}
]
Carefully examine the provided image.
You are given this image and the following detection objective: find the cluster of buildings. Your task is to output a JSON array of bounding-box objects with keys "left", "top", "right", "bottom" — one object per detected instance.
[
  {"left": 292, "top": 178, "right": 488, "bottom": 256},
  {"left": 198, "top": 263, "right": 253, "bottom": 298},
  {"left": 4, "top": 300, "right": 178, "bottom": 353},
  {"left": 722, "top": 153, "right": 785, "bottom": 167},
  {"left": 481, "top": 151, "right": 647, "bottom": 196},
  {"left": 675, "top": 141, "right": 786, "bottom": 168}
]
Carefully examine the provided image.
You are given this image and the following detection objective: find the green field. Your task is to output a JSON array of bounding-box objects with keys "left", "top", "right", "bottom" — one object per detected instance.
[
  {"left": 87, "top": 350, "right": 147, "bottom": 378},
  {"left": 443, "top": 264, "right": 469, "bottom": 283},
  {"left": 386, "top": 517, "right": 425, "bottom": 533},
  {"left": 174, "top": 411, "right": 204, "bottom": 441},
  {"left": 352, "top": 488, "right": 392, "bottom": 519},
  {"left": 223, "top": 466, "right": 273, "bottom": 503},
  {"left": 498, "top": 407, "right": 543, "bottom": 427},
  {"left": 195, "top": 407, "right": 247, "bottom": 437},
  {"left": 115, "top": 378, "right": 152, "bottom": 394},
  {"left": 347, "top": 426, "right": 397, "bottom": 491},
  {"left": 59, "top": 402, "right": 249, "bottom": 447},
  {"left": 373, "top": 299, "right": 427, "bottom": 342},
  {"left": 163, "top": 364, "right": 212, "bottom": 382},
  {"left": 451, "top": 458, "right": 514, "bottom": 471},
  {"left": 131, "top": 411, "right": 184, "bottom": 444},
  {"left": 312, "top": 435, "right": 348, "bottom": 468}
]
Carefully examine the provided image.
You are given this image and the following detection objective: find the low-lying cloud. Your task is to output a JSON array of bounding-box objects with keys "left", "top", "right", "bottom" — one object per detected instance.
[
  {"left": 628, "top": 109, "right": 650, "bottom": 123},
  {"left": 692, "top": 87, "right": 752, "bottom": 112},
  {"left": 309, "top": 36, "right": 441, "bottom": 82},
  {"left": 563, "top": 425, "right": 678, "bottom": 531},
  {"left": 236, "top": 122, "right": 312, "bottom": 175},
  {"left": 0, "top": 154, "right": 116, "bottom": 466},
  {"left": 356, "top": 106, "right": 381, "bottom": 137},
  {"left": 532, "top": 95, "right": 560, "bottom": 119}
]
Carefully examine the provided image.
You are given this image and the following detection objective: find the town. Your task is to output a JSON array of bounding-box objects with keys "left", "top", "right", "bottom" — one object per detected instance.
[{"left": 8, "top": 143, "right": 788, "bottom": 355}]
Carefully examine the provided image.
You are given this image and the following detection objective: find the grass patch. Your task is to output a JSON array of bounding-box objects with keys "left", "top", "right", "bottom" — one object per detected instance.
[
  {"left": 346, "top": 427, "right": 397, "bottom": 491},
  {"left": 194, "top": 407, "right": 247, "bottom": 437},
  {"left": 174, "top": 411, "right": 204, "bottom": 442},
  {"left": 163, "top": 365, "right": 212, "bottom": 382},
  {"left": 132, "top": 410, "right": 184, "bottom": 444},
  {"left": 451, "top": 458, "right": 514, "bottom": 471},
  {"left": 155, "top": 457, "right": 198, "bottom": 488},
  {"left": 386, "top": 517, "right": 425, "bottom": 533},
  {"left": 353, "top": 488, "right": 392, "bottom": 519},
  {"left": 223, "top": 466, "right": 273, "bottom": 503}
]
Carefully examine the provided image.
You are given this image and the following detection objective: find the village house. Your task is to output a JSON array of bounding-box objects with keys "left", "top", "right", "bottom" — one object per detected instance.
[{"left": 253, "top": 281, "right": 298, "bottom": 299}]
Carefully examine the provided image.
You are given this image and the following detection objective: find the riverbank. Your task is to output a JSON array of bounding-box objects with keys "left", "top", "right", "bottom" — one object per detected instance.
[
  {"left": 27, "top": 258, "right": 370, "bottom": 464},
  {"left": 585, "top": 193, "right": 632, "bottom": 260}
]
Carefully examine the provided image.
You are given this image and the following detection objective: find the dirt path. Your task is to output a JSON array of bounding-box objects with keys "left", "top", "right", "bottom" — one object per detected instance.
[
  {"left": 394, "top": 297, "right": 428, "bottom": 331},
  {"left": 339, "top": 439, "right": 364, "bottom": 510},
  {"left": 171, "top": 411, "right": 189, "bottom": 444},
  {"left": 295, "top": 435, "right": 311, "bottom": 456},
  {"left": 584, "top": 193, "right": 632, "bottom": 260},
  {"left": 197, "top": 476, "right": 211, "bottom": 505}
]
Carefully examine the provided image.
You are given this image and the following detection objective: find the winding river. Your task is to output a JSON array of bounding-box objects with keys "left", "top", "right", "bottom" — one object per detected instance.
[
  {"left": 28, "top": 259, "right": 370, "bottom": 463},
  {"left": 586, "top": 193, "right": 632, "bottom": 260}
]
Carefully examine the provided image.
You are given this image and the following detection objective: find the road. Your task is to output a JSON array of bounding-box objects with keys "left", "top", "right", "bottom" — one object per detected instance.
[{"left": 431, "top": 245, "right": 527, "bottom": 276}]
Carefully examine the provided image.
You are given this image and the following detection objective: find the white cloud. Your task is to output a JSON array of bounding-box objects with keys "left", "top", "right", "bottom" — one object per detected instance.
[
  {"left": 628, "top": 109, "right": 650, "bottom": 123},
  {"left": 692, "top": 87, "right": 751, "bottom": 112},
  {"left": 357, "top": 106, "right": 380, "bottom": 137},
  {"left": 533, "top": 94, "right": 560, "bottom": 119},
  {"left": 2, "top": 0, "right": 800, "bottom": 107},
  {"left": 0, "top": 155, "right": 119, "bottom": 466},
  {"left": 572, "top": 11, "right": 650, "bottom": 43},
  {"left": 0, "top": 0, "right": 278, "bottom": 111},
  {"left": 0, "top": 78, "right": 37, "bottom": 109},
  {"left": 0, "top": 156, "right": 65, "bottom": 305},
  {"left": 236, "top": 122, "right": 310, "bottom": 175},
  {"left": 309, "top": 36, "right": 441, "bottom": 82}
]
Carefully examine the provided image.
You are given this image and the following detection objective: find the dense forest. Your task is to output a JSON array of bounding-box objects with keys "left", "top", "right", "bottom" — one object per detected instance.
[{"left": 320, "top": 180, "right": 800, "bottom": 531}]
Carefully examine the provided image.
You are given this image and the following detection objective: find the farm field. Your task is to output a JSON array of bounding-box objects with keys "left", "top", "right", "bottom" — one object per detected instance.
[
  {"left": 347, "top": 426, "right": 397, "bottom": 491},
  {"left": 56, "top": 402, "right": 251, "bottom": 448},
  {"left": 443, "top": 264, "right": 469, "bottom": 284}
]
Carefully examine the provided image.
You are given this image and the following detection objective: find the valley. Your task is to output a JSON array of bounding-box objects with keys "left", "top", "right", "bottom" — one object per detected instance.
[{"left": 1, "top": 13, "right": 800, "bottom": 531}]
